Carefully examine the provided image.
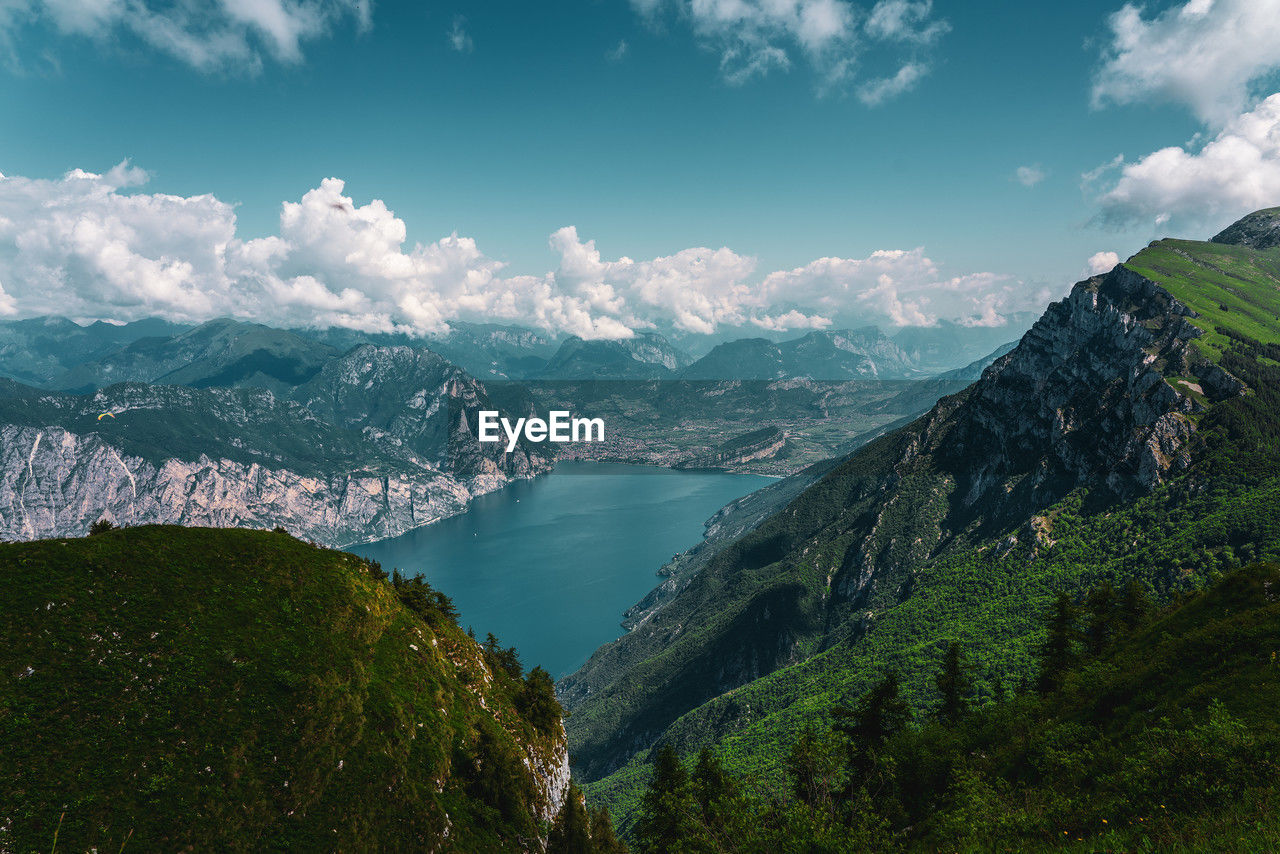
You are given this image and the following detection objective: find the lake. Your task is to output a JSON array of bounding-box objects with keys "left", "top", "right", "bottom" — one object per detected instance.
[{"left": 351, "top": 462, "right": 773, "bottom": 677}]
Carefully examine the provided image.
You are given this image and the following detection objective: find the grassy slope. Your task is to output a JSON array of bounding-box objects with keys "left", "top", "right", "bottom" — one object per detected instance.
[
  {"left": 582, "top": 237, "right": 1280, "bottom": 829},
  {"left": 0, "top": 526, "right": 559, "bottom": 852},
  {"left": 1124, "top": 238, "right": 1280, "bottom": 361}
]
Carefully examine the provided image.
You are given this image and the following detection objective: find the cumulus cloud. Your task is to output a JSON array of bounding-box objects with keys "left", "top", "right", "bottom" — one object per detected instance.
[
  {"left": 1087, "top": 251, "right": 1120, "bottom": 276},
  {"left": 1092, "top": 0, "right": 1280, "bottom": 127},
  {"left": 1015, "top": 165, "right": 1045, "bottom": 187},
  {"left": 0, "top": 164, "right": 1033, "bottom": 337},
  {"left": 632, "top": 0, "right": 946, "bottom": 97},
  {"left": 0, "top": 0, "right": 369, "bottom": 71},
  {"left": 1091, "top": 93, "right": 1280, "bottom": 234},
  {"left": 755, "top": 249, "right": 1035, "bottom": 328}
]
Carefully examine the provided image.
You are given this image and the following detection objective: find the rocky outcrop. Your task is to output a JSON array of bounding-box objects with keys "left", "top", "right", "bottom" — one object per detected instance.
[
  {"left": 0, "top": 345, "right": 555, "bottom": 547},
  {"left": 1211, "top": 206, "right": 1280, "bottom": 250},
  {"left": 560, "top": 259, "right": 1252, "bottom": 780},
  {"left": 0, "top": 423, "right": 498, "bottom": 548}
]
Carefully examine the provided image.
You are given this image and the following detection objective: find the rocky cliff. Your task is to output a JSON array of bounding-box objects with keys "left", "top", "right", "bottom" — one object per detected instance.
[
  {"left": 560, "top": 246, "right": 1253, "bottom": 781},
  {"left": 0, "top": 344, "right": 554, "bottom": 547}
]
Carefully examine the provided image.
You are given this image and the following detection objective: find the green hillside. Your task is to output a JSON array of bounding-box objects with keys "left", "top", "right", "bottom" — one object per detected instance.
[
  {"left": 625, "top": 563, "right": 1280, "bottom": 851},
  {"left": 566, "top": 214, "right": 1280, "bottom": 832},
  {"left": 1123, "top": 237, "right": 1280, "bottom": 362},
  {"left": 0, "top": 526, "right": 566, "bottom": 852}
]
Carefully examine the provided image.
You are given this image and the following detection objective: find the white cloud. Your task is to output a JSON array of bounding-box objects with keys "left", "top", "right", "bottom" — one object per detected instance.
[
  {"left": 1015, "top": 165, "right": 1045, "bottom": 187},
  {"left": 0, "top": 164, "right": 1031, "bottom": 337},
  {"left": 1087, "top": 251, "right": 1120, "bottom": 276},
  {"left": 632, "top": 0, "right": 946, "bottom": 97},
  {"left": 755, "top": 248, "right": 1038, "bottom": 328},
  {"left": 1091, "top": 93, "right": 1280, "bottom": 234},
  {"left": 1092, "top": 0, "right": 1280, "bottom": 127},
  {"left": 863, "top": 0, "right": 948, "bottom": 44},
  {"left": 607, "top": 39, "right": 629, "bottom": 62},
  {"left": 448, "top": 15, "right": 473, "bottom": 53},
  {"left": 857, "top": 61, "right": 926, "bottom": 106},
  {"left": 0, "top": 0, "right": 368, "bottom": 71}
]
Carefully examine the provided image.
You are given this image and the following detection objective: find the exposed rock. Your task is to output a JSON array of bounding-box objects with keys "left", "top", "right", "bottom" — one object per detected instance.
[{"left": 1211, "top": 206, "right": 1280, "bottom": 250}]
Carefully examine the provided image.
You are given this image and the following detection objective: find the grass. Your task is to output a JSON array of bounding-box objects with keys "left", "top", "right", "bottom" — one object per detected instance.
[{"left": 1122, "top": 238, "right": 1280, "bottom": 362}]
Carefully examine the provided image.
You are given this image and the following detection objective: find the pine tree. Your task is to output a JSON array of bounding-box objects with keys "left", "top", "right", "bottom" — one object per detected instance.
[
  {"left": 934, "top": 641, "right": 971, "bottom": 724},
  {"left": 1085, "top": 582, "right": 1118, "bottom": 656},
  {"left": 1037, "top": 592, "right": 1082, "bottom": 693},
  {"left": 1118, "top": 578, "right": 1152, "bottom": 632},
  {"left": 634, "top": 745, "right": 699, "bottom": 854},
  {"left": 518, "top": 666, "right": 562, "bottom": 735},
  {"left": 785, "top": 729, "right": 839, "bottom": 816},
  {"left": 588, "top": 806, "right": 629, "bottom": 854},
  {"left": 691, "top": 748, "right": 738, "bottom": 836},
  {"left": 548, "top": 783, "right": 591, "bottom": 854},
  {"left": 834, "top": 670, "right": 911, "bottom": 781}
]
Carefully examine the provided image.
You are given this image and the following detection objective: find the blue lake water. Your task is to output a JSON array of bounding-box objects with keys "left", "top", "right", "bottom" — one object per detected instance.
[{"left": 351, "top": 462, "right": 773, "bottom": 677}]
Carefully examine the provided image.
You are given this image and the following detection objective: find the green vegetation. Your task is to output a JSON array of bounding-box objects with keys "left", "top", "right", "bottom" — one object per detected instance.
[
  {"left": 627, "top": 564, "right": 1280, "bottom": 851},
  {"left": 569, "top": 227, "right": 1280, "bottom": 835},
  {"left": 1123, "top": 238, "right": 1280, "bottom": 362},
  {"left": 0, "top": 525, "right": 565, "bottom": 851}
]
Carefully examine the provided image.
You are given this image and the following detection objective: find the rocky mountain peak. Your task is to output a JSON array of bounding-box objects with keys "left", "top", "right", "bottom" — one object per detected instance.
[{"left": 1210, "top": 207, "right": 1280, "bottom": 250}]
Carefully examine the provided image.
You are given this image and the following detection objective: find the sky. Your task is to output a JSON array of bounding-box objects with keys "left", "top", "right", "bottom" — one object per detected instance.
[{"left": 1, "top": 0, "right": 1279, "bottom": 339}]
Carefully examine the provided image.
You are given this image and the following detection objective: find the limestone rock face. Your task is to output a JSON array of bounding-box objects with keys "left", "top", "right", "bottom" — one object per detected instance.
[
  {"left": 0, "top": 345, "right": 554, "bottom": 547},
  {"left": 1, "top": 423, "right": 498, "bottom": 548},
  {"left": 937, "top": 264, "right": 1227, "bottom": 516}
]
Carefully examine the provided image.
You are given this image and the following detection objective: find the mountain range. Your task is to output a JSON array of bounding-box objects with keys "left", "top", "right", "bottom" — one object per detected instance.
[
  {"left": 557, "top": 208, "right": 1280, "bottom": 835},
  {"left": 0, "top": 315, "right": 1026, "bottom": 390}
]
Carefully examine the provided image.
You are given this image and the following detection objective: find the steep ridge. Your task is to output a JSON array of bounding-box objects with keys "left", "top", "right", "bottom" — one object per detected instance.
[
  {"left": 563, "top": 213, "right": 1280, "bottom": 820},
  {"left": 0, "top": 526, "right": 570, "bottom": 850},
  {"left": 0, "top": 316, "right": 189, "bottom": 388}
]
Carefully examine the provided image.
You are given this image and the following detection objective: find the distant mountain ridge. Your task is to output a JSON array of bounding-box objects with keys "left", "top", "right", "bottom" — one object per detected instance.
[
  {"left": 681, "top": 328, "right": 918, "bottom": 380},
  {"left": 534, "top": 333, "right": 693, "bottom": 380}
]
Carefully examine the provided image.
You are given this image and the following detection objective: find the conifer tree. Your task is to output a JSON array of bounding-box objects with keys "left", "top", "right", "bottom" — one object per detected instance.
[
  {"left": 1037, "top": 592, "right": 1082, "bottom": 693},
  {"left": 1118, "top": 578, "right": 1152, "bottom": 631},
  {"left": 1085, "top": 582, "right": 1118, "bottom": 656},
  {"left": 548, "top": 783, "right": 591, "bottom": 854},
  {"left": 934, "top": 641, "right": 971, "bottom": 724},
  {"left": 691, "top": 748, "right": 739, "bottom": 836},
  {"left": 785, "top": 729, "right": 839, "bottom": 816},
  {"left": 588, "top": 806, "right": 629, "bottom": 854},
  {"left": 834, "top": 670, "right": 911, "bottom": 780},
  {"left": 634, "top": 745, "right": 699, "bottom": 854}
]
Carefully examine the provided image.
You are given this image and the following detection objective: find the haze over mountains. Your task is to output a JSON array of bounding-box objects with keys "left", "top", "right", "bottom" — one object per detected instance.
[
  {"left": 0, "top": 304, "right": 1021, "bottom": 547},
  {"left": 0, "top": 313, "right": 1028, "bottom": 391}
]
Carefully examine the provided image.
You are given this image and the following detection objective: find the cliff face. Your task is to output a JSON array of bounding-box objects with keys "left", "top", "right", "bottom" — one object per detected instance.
[
  {"left": 920, "top": 266, "right": 1238, "bottom": 530},
  {"left": 561, "top": 258, "right": 1249, "bottom": 780},
  {"left": 0, "top": 424, "right": 475, "bottom": 548},
  {"left": 0, "top": 345, "right": 554, "bottom": 547}
]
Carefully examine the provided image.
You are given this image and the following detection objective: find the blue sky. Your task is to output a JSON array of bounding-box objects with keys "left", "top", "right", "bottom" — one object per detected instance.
[{"left": 1, "top": 0, "right": 1278, "bottom": 338}]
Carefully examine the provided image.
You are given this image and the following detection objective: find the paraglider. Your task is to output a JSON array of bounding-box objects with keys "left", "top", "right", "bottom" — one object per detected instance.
[{"left": 97, "top": 412, "right": 115, "bottom": 421}]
